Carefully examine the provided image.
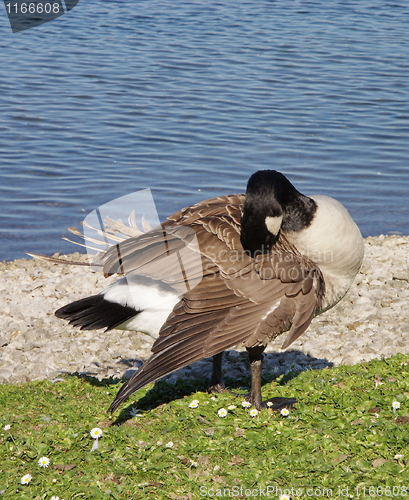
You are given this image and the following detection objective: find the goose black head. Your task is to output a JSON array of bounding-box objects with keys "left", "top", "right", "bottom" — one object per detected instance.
[{"left": 240, "top": 170, "right": 317, "bottom": 257}]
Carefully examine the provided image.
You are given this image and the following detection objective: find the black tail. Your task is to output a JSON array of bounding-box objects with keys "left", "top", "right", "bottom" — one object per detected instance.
[{"left": 55, "top": 295, "right": 138, "bottom": 331}]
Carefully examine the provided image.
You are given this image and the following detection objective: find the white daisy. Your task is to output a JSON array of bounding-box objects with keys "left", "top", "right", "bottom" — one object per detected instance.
[
  {"left": 227, "top": 405, "right": 236, "bottom": 410},
  {"left": 38, "top": 456, "right": 50, "bottom": 468},
  {"left": 189, "top": 401, "right": 199, "bottom": 409},
  {"left": 280, "top": 408, "right": 290, "bottom": 417},
  {"left": 392, "top": 401, "right": 401, "bottom": 413},
  {"left": 90, "top": 427, "right": 103, "bottom": 452},
  {"left": 3, "top": 424, "right": 11, "bottom": 431},
  {"left": 165, "top": 441, "right": 174, "bottom": 448},
  {"left": 241, "top": 401, "right": 251, "bottom": 408},
  {"left": 217, "top": 408, "right": 228, "bottom": 418},
  {"left": 249, "top": 408, "right": 259, "bottom": 417},
  {"left": 90, "top": 427, "right": 103, "bottom": 439},
  {"left": 20, "top": 474, "right": 32, "bottom": 485}
]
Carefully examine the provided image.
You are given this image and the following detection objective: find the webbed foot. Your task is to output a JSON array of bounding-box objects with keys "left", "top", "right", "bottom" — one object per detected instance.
[
  {"left": 255, "top": 396, "right": 297, "bottom": 411},
  {"left": 208, "top": 382, "right": 227, "bottom": 394}
]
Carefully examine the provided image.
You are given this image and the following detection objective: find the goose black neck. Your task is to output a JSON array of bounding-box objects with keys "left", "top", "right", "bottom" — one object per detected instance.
[{"left": 240, "top": 170, "right": 317, "bottom": 256}]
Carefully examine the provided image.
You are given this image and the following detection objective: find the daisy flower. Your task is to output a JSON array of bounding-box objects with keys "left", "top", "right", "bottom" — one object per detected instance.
[
  {"left": 165, "top": 441, "right": 174, "bottom": 448},
  {"left": 280, "top": 408, "right": 290, "bottom": 417},
  {"left": 90, "top": 427, "right": 103, "bottom": 452},
  {"left": 392, "top": 401, "right": 401, "bottom": 413},
  {"left": 90, "top": 428, "right": 103, "bottom": 439},
  {"left": 189, "top": 400, "right": 199, "bottom": 409},
  {"left": 227, "top": 405, "right": 236, "bottom": 410},
  {"left": 38, "top": 456, "right": 50, "bottom": 468},
  {"left": 266, "top": 401, "right": 273, "bottom": 408},
  {"left": 394, "top": 454, "right": 404, "bottom": 460},
  {"left": 20, "top": 474, "right": 32, "bottom": 485},
  {"left": 217, "top": 408, "right": 228, "bottom": 418},
  {"left": 241, "top": 401, "right": 251, "bottom": 408},
  {"left": 3, "top": 424, "right": 11, "bottom": 431},
  {"left": 189, "top": 460, "right": 198, "bottom": 467},
  {"left": 249, "top": 408, "right": 259, "bottom": 417},
  {"left": 279, "top": 494, "right": 291, "bottom": 500}
]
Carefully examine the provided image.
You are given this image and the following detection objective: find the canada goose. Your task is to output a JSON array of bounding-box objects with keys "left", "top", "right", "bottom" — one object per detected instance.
[{"left": 55, "top": 170, "right": 364, "bottom": 412}]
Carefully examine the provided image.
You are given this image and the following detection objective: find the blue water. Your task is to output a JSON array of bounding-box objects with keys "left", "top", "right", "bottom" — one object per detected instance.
[{"left": 1, "top": 0, "right": 409, "bottom": 262}]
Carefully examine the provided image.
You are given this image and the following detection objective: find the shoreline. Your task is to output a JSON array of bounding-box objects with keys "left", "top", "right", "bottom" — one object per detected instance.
[{"left": 1, "top": 234, "right": 408, "bottom": 385}]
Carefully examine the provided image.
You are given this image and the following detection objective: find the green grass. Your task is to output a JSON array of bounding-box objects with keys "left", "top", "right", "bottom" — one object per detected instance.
[{"left": 1, "top": 354, "right": 409, "bottom": 499}]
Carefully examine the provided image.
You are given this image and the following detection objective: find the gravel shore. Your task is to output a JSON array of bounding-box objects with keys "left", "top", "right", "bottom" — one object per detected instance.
[{"left": 1, "top": 235, "right": 408, "bottom": 386}]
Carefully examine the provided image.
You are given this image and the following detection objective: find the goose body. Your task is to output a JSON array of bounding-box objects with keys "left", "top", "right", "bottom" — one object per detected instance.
[{"left": 55, "top": 170, "right": 364, "bottom": 411}]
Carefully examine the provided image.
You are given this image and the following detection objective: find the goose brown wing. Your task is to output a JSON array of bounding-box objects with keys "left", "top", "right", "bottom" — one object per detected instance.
[{"left": 108, "top": 226, "right": 324, "bottom": 412}]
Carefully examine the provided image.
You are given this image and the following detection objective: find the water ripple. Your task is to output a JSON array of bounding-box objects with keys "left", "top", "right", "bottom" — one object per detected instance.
[{"left": 0, "top": 0, "right": 409, "bottom": 260}]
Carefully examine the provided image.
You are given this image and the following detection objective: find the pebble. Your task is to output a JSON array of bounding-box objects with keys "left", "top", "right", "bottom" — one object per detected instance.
[{"left": 0, "top": 235, "right": 408, "bottom": 387}]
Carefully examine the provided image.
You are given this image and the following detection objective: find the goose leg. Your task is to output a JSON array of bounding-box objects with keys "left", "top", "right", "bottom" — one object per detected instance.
[
  {"left": 247, "top": 346, "right": 297, "bottom": 410},
  {"left": 208, "top": 352, "right": 226, "bottom": 393},
  {"left": 208, "top": 352, "right": 247, "bottom": 396},
  {"left": 247, "top": 346, "right": 264, "bottom": 408}
]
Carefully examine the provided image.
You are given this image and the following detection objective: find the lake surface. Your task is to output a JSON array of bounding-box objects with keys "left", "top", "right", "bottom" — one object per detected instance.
[{"left": 1, "top": 0, "right": 409, "bottom": 262}]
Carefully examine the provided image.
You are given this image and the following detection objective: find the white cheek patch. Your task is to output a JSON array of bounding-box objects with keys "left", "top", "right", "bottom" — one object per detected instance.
[{"left": 265, "top": 215, "right": 283, "bottom": 235}]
